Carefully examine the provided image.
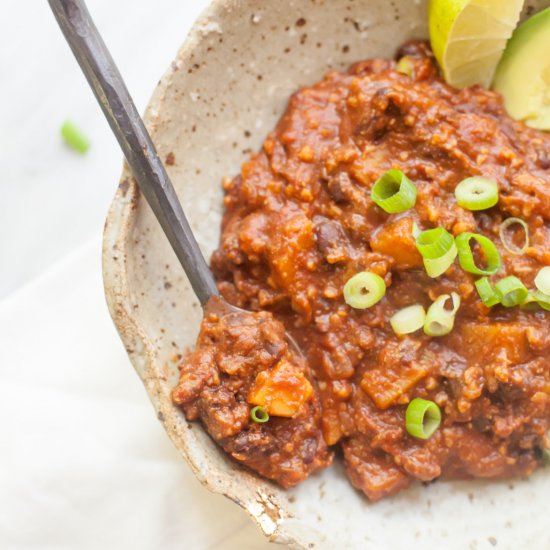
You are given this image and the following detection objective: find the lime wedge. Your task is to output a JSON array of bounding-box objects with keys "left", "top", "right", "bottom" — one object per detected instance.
[{"left": 429, "top": 0, "right": 525, "bottom": 89}]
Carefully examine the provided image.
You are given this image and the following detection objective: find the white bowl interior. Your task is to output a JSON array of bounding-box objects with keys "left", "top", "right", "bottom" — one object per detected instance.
[{"left": 103, "top": 0, "right": 550, "bottom": 548}]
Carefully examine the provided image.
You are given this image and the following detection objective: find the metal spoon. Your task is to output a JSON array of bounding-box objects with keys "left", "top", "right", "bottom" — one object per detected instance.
[
  {"left": 49, "top": 0, "right": 217, "bottom": 305},
  {"left": 48, "top": 0, "right": 301, "bottom": 351}
]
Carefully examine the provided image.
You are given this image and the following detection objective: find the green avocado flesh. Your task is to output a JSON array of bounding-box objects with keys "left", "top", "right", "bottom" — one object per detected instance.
[{"left": 493, "top": 7, "right": 550, "bottom": 131}]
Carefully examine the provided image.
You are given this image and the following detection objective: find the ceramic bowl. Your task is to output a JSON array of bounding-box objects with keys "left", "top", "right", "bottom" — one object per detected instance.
[{"left": 103, "top": 1, "right": 550, "bottom": 548}]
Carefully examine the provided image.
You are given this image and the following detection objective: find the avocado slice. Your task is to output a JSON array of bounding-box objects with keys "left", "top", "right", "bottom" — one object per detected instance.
[{"left": 493, "top": 7, "right": 550, "bottom": 131}]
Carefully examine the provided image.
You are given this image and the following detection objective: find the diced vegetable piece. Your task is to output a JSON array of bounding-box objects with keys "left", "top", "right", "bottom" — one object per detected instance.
[
  {"left": 248, "top": 359, "right": 313, "bottom": 417},
  {"left": 459, "top": 322, "right": 528, "bottom": 365},
  {"left": 370, "top": 218, "right": 424, "bottom": 269},
  {"left": 361, "top": 363, "right": 428, "bottom": 410}
]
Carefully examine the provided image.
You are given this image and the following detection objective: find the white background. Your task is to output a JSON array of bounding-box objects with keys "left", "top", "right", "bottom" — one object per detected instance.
[{"left": 0, "top": 1, "right": 275, "bottom": 548}]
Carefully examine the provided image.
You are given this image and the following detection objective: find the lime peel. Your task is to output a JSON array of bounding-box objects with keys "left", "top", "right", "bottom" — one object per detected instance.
[{"left": 429, "top": 0, "right": 524, "bottom": 89}]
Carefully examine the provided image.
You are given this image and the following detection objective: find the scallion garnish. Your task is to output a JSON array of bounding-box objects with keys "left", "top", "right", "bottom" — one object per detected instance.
[
  {"left": 532, "top": 291, "right": 550, "bottom": 311},
  {"left": 494, "top": 276, "right": 528, "bottom": 307},
  {"left": 534, "top": 266, "right": 550, "bottom": 296},
  {"left": 343, "top": 272, "right": 386, "bottom": 309},
  {"left": 415, "top": 227, "right": 457, "bottom": 278},
  {"left": 455, "top": 232, "right": 501, "bottom": 276},
  {"left": 405, "top": 398, "right": 441, "bottom": 439},
  {"left": 371, "top": 170, "right": 417, "bottom": 214},
  {"left": 424, "top": 292, "right": 461, "bottom": 337},
  {"left": 474, "top": 277, "right": 500, "bottom": 307},
  {"left": 60, "top": 120, "right": 90, "bottom": 154},
  {"left": 250, "top": 406, "right": 270, "bottom": 423},
  {"left": 390, "top": 304, "right": 426, "bottom": 336},
  {"left": 396, "top": 56, "right": 415, "bottom": 77},
  {"left": 454, "top": 177, "right": 499, "bottom": 211},
  {"left": 499, "top": 217, "right": 529, "bottom": 256}
]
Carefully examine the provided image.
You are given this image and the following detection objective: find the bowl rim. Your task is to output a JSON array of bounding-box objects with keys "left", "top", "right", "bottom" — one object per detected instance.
[
  {"left": 102, "top": 1, "right": 550, "bottom": 548},
  {"left": 101, "top": 0, "right": 299, "bottom": 546}
]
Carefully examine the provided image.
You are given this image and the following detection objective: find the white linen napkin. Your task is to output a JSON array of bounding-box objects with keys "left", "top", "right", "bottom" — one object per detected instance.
[{"left": 0, "top": 236, "right": 274, "bottom": 550}]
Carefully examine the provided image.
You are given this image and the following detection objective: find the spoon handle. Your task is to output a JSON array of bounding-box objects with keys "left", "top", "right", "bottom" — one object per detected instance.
[{"left": 48, "top": 0, "right": 219, "bottom": 306}]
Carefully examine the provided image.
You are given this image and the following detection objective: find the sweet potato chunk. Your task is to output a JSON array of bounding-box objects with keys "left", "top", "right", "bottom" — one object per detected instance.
[
  {"left": 361, "top": 362, "right": 428, "bottom": 409},
  {"left": 248, "top": 358, "right": 314, "bottom": 417},
  {"left": 459, "top": 322, "right": 528, "bottom": 365},
  {"left": 369, "top": 217, "right": 423, "bottom": 269}
]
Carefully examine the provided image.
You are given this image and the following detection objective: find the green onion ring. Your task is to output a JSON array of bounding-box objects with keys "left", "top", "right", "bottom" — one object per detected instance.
[
  {"left": 250, "top": 406, "right": 270, "bottom": 423},
  {"left": 474, "top": 277, "right": 500, "bottom": 307},
  {"left": 416, "top": 227, "right": 455, "bottom": 259},
  {"left": 494, "top": 276, "right": 529, "bottom": 307},
  {"left": 520, "top": 293, "right": 541, "bottom": 311},
  {"left": 456, "top": 232, "right": 501, "bottom": 276},
  {"left": 454, "top": 177, "right": 499, "bottom": 211},
  {"left": 423, "top": 243, "right": 458, "bottom": 278},
  {"left": 371, "top": 169, "right": 418, "bottom": 214},
  {"left": 405, "top": 398, "right": 442, "bottom": 439},
  {"left": 532, "top": 291, "right": 550, "bottom": 312},
  {"left": 60, "top": 120, "right": 90, "bottom": 154},
  {"left": 424, "top": 292, "right": 461, "bottom": 337},
  {"left": 390, "top": 304, "right": 426, "bottom": 336},
  {"left": 535, "top": 266, "right": 550, "bottom": 296},
  {"left": 343, "top": 271, "right": 386, "bottom": 309},
  {"left": 396, "top": 56, "right": 415, "bottom": 77},
  {"left": 415, "top": 228, "right": 457, "bottom": 278},
  {"left": 499, "top": 217, "right": 529, "bottom": 256}
]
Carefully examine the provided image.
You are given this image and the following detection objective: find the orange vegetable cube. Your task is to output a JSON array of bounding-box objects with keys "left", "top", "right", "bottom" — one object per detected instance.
[{"left": 248, "top": 359, "right": 313, "bottom": 417}]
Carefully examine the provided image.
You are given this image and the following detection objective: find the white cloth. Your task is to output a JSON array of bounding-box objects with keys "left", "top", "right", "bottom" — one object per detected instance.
[
  {"left": 0, "top": 237, "right": 274, "bottom": 549},
  {"left": 0, "top": 1, "right": 278, "bottom": 546}
]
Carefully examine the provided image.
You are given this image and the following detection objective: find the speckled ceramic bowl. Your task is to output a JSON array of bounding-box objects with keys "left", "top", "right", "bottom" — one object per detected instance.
[{"left": 103, "top": 1, "right": 550, "bottom": 548}]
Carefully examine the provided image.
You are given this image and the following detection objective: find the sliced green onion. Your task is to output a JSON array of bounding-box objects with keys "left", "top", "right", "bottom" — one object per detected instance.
[
  {"left": 396, "top": 56, "right": 415, "bottom": 77},
  {"left": 475, "top": 277, "right": 500, "bottom": 307},
  {"left": 455, "top": 233, "right": 501, "bottom": 276},
  {"left": 416, "top": 227, "right": 454, "bottom": 259},
  {"left": 532, "top": 291, "right": 550, "bottom": 311},
  {"left": 390, "top": 305, "right": 426, "bottom": 336},
  {"left": 411, "top": 222, "right": 422, "bottom": 239},
  {"left": 454, "top": 177, "right": 499, "bottom": 211},
  {"left": 60, "top": 120, "right": 90, "bottom": 154},
  {"left": 250, "top": 406, "right": 269, "bottom": 423},
  {"left": 343, "top": 272, "right": 386, "bottom": 309},
  {"left": 371, "top": 170, "right": 417, "bottom": 214},
  {"left": 405, "top": 398, "right": 442, "bottom": 439},
  {"left": 499, "top": 217, "right": 529, "bottom": 256},
  {"left": 416, "top": 228, "right": 457, "bottom": 278},
  {"left": 424, "top": 292, "right": 461, "bottom": 337},
  {"left": 520, "top": 292, "right": 541, "bottom": 311},
  {"left": 494, "top": 276, "right": 528, "bottom": 307},
  {"left": 423, "top": 243, "right": 458, "bottom": 278},
  {"left": 534, "top": 266, "right": 550, "bottom": 296}
]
